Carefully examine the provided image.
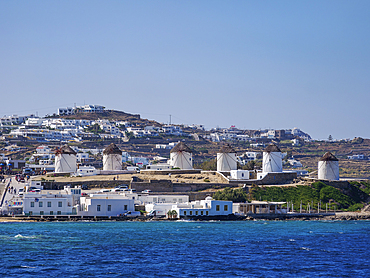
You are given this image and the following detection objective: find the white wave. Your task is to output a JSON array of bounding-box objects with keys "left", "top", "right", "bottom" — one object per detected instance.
[{"left": 14, "top": 234, "right": 37, "bottom": 239}]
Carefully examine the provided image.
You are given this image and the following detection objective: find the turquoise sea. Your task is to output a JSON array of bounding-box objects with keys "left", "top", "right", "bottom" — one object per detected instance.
[{"left": 0, "top": 220, "right": 369, "bottom": 277}]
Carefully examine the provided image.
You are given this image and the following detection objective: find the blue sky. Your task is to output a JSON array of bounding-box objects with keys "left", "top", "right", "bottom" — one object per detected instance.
[{"left": 1, "top": 1, "right": 369, "bottom": 140}]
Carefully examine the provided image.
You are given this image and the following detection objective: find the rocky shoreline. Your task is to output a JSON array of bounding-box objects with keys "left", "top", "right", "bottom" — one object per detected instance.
[{"left": 1, "top": 212, "right": 370, "bottom": 222}]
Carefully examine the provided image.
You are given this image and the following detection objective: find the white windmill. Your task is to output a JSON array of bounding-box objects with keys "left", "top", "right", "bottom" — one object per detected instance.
[
  {"left": 262, "top": 143, "right": 283, "bottom": 173},
  {"left": 55, "top": 145, "right": 77, "bottom": 173},
  {"left": 318, "top": 152, "right": 339, "bottom": 180},
  {"left": 103, "top": 143, "right": 123, "bottom": 171},
  {"left": 217, "top": 143, "right": 237, "bottom": 172},
  {"left": 170, "top": 142, "right": 193, "bottom": 170}
]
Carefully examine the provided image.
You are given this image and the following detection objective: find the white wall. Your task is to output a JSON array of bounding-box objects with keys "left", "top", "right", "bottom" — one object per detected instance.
[{"left": 230, "top": 170, "right": 250, "bottom": 180}]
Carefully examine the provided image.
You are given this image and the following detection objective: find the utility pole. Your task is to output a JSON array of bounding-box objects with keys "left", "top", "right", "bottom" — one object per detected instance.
[{"left": 169, "top": 114, "right": 172, "bottom": 125}]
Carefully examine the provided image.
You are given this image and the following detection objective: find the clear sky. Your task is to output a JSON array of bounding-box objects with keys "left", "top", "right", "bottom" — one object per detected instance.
[{"left": 1, "top": 1, "right": 369, "bottom": 140}]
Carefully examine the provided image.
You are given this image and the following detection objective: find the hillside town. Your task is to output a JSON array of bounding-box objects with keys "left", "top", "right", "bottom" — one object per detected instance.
[{"left": 0, "top": 105, "right": 370, "bottom": 220}]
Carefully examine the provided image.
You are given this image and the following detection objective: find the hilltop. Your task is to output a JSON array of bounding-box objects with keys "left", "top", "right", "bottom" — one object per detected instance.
[{"left": 49, "top": 110, "right": 162, "bottom": 127}]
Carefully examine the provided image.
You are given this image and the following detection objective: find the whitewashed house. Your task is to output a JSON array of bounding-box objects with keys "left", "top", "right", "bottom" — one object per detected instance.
[
  {"left": 79, "top": 194, "right": 136, "bottom": 217},
  {"left": 23, "top": 186, "right": 81, "bottom": 216}
]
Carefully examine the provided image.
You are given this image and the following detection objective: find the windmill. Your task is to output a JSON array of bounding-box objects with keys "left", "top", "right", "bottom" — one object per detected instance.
[
  {"left": 216, "top": 143, "right": 237, "bottom": 171},
  {"left": 262, "top": 143, "right": 283, "bottom": 173},
  {"left": 169, "top": 142, "right": 193, "bottom": 170},
  {"left": 55, "top": 145, "right": 77, "bottom": 173},
  {"left": 318, "top": 152, "right": 339, "bottom": 180},
  {"left": 103, "top": 143, "right": 123, "bottom": 171}
]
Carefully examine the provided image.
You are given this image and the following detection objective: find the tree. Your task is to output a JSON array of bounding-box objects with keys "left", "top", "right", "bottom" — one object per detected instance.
[{"left": 213, "top": 187, "right": 249, "bottom": 203}]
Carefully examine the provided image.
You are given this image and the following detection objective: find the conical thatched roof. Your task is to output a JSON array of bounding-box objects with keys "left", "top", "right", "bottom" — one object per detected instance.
[
  {"left": 218, "top": 143, "right": 236, "bottom": 154},
  {"left": 264, "top": 143, "right": 281, "bottom": 153},
  {"left": 170, "top": 142, "right": 192, "bottom": 153},
  {"left": 56, "top": 145, "right": 76, "bottom": 155},
  {"left": 319, "top": 152, "right": 338, "bottom": 161},
  {"left": 103, "top": 143, "right": 122, "bottom": 155}
]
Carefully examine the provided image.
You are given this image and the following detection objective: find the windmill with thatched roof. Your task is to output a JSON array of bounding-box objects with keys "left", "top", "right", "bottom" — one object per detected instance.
[
  {"left": 55, "top": 145, "right": 77, "bottom": 173},
  {"left": 216, "top": 143, "right": 237, "bottom": 172},
  {"left": 103, "top": 143, "right": 123, "bottom": 171},
  {"left": 169, "top": 142, "right": 193, "bottom": 170},
  {"left": 262, "top": 143, "right": 283, "bottom": 173},
  {"left": 318, "top": 152, "right": 339, "bottom": 180}
]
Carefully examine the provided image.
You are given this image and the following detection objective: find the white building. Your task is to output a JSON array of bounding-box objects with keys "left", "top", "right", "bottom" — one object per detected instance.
[
  {"left": 145, "top": 197, "right": 232, "bottom": 218},
  {"left": 79, "top": 194, "right": 135, "bottom": 217},
  {"left": 262, "top": 144, "right": 283, "bottom": 173},
  {"left": 217, "top": 144, "right": 237, "bottom": 172},
  {"left": 103, "top": 143, "right": 122, "bottom": 171},
  {"left": 318, "top": 152, "right": 339, "bottom": 181},
  {"left": 55, "top": 145, "right": 77, "bottom": 173},
  {"left": 23, "top": 186, "right": 81, "bottom": 216},
  {"left": 230, "top": 170, "right": 250, "bottom": 180},
  {"left": 76, "top": 166, "right": 98, "bottom": 176},
  {"left": 169, "top": 142, "right": 193, "bottom": 170}
]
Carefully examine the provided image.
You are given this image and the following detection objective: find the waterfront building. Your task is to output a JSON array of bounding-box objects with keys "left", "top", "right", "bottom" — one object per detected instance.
[
  {"left": 217, "top": 144, "right": 237, "bottom": 172},
  {"left": 23, "top": 186, "right": 81, "bottom": 216},
  {"left": 318, "top": 152, "right": 339, "bottom": 181},
  {"left": 169, "top": 142, "right": 193, "bottom": 170},
  {"left": 145, "top": 197, "right": 232, "bottom": 218},
  {"left": 233, "top": 201, "right": 287, "bottom": 215},
  {"left": 79, "top": 194, "right": 136, "bottom": 217}
]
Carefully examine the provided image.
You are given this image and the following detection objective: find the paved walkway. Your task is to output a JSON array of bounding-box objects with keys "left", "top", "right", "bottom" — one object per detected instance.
[{"left": 0, "top": 176, "right": 28, "bottom": 214}]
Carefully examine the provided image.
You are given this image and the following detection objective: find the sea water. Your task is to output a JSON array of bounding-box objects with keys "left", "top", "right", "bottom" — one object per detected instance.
[{"left": 0, "top": 220, "right": 369, "bottom": 277}]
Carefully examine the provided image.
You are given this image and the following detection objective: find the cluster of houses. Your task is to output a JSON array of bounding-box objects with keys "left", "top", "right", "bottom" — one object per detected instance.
[
  {"left": 6, "top": 182, "right": 287, "bottom": 218},
  {"left": 208, "top": 126, "right": 311, "bottom": 143}
]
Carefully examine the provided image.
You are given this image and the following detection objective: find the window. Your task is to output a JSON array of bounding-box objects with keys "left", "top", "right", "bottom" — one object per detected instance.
[
  {"left": 39, "top": 202, "right": 43, "bottom": 207},
  {"left": 47, "top": 202, "right": 51, "bottom": 207},
  {"left": 30, "top": 202, "right": 34, "bottom": 207},
  {"left": 179, "top": 199, "right": 182, "bottom": 203},
  {"left": 216, "top": 205, "right": 220, "bottom": 211},
  {"left": 184, "top": 211, "right": 187, "bottom": 215},
  {"left": 195, "top": 211, "right": 198, "bottom": 215},
  {"left": 40, "top": 211, "right": 44, "bottom": 215},
  {"left": 206, "top": 211, "right": 209, "bottom": 215},
  {"left": 224, "top": 205, "right": 228, "bottom": 211},
  {"left": 50, "top": 211, "right": 53, "bottom": 215},
  {"left": 58, "top": 202, "right": 62, "bottom": 207},
  {"left": 124, "top": 205, "right": 127, "bottom": 210},
  {"left": 29, "top": 211, "right": 33, "bottom": 215},
  {"left": 201, "top": 211, "right": 203, "bottom": 215},
  {"left": 108, "top": 205, "right": 111, "bottom": 211},
  {"left": 97, "top": 205, "right": 101, "bottom": 212},
  {"left": 57, "top": 211, "right": 61, "bottom": 215},
  {"left": 190, "top": 211, "right": 193, "bottom": 215}
]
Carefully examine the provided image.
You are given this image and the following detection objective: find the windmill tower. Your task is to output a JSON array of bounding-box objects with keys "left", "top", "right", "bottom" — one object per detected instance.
[
  {"left": 170, "top": 142, "right": 193, "bottom": 170},
  {"left": 217, "top": 144, "right": 237, "bottom": 171},
  {"left": 318, "top": 152, "right": 339, "bottom": 180},
  {"left": 55, "top": 145, "right": 77, "bottom": 173},
  {"left": 262, "top": 143, "right": 283, "bottom": 173},
  {"left": 103, "top": 143, "right": 123, "bottom": 171}
]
